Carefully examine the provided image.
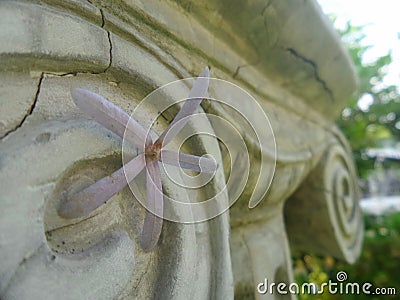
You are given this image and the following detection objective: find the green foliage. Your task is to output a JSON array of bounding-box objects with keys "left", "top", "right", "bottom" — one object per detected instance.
[
  {"left": 292, "top": 19, "right": 400, "bottom": 300},
  {"left": 335, "top": 22, "right": 400, "bottom": 180},
  {"left": 337, "top": 213, "right": 400, "bottom": 299},
  {"left": 294, "top": 213, "right": 400, "bottom": 299}
]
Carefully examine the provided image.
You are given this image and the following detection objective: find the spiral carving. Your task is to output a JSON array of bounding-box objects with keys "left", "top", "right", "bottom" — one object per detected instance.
[{"left": 285, "top": 139, "right": 363, "bottom": 263}]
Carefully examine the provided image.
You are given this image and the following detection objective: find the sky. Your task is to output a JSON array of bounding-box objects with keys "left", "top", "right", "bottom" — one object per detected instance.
[{"left": 317, "top": 0, "right": 400, "bottom": 88}]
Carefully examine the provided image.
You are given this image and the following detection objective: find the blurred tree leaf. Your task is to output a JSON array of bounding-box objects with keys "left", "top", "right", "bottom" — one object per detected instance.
[
  {"left": 336, "top": 21, "right": 400, "bottom": 181},
  {"left": 294, "top": 213, "right": 400, "bottom": 300}
]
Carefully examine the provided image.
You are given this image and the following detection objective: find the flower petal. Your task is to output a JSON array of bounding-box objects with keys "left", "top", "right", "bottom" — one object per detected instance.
[
  {"left": 140, "top": 160, "right": 163, "bottom": 252},
  {"left": 156, "top": 67, "right": 210, "bottom": 146},
  {"left": 160, "top": 149, "right": 218, "bottom": 173},
  {"left": 71, "top": 88, "right": 151, "bottom": 146},
  {"left": 58, "top": 154, "right": 146, "bottom": 219}
]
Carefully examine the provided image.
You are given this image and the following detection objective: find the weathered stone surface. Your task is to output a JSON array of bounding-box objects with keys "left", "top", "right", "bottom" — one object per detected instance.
[
  {"left": 0, "top": 70, "right": 232, "bottom": 299},
  {"left": 118, "top": 0, "right": 357, "bottom": 118},
  {"left": 0, "top": 0, "right": 362, "bottom": 299},
  {"left": 0, "top": 1, "right": 109, "bottom": 73},
  {"left": 285, "top": 131, "right": 364, "bottom": 263},
  {"left": 0, "top": 72, "right": 41, "bottom": 138},
  {"left": 231, "top": 213, "right": 295, "bottom": 300}
]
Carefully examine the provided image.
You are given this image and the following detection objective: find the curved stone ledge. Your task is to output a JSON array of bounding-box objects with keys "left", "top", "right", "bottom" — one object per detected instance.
[
  {"left": 98, "top": 0, "right": 357, "bottom": 118},
  {"left": 0, "top": 1, "right": 109, "bottom": 73}
]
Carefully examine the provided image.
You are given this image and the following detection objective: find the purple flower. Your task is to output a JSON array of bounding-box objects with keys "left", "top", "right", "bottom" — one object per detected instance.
[{"left": 58, "top": 67, "right": 216, "bottom": 251}]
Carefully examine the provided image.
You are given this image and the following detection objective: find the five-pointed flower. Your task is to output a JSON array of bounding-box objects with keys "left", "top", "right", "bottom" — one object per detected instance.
[{"left": 58, "top": 67, "right": 216, "bottom": 251}]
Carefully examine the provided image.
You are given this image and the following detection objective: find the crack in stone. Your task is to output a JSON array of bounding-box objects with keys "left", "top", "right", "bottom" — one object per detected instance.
[
  {"left": 261, "top": 0, "right": 273, "bottom": 16},
  {"left": 0, "top": 73, "right": 44, "bottom": 140},
  {"left": 45, "top": 212, "right": 101, "bottom": 234},
  {"left": 23, "top": 11, "right": 112, "bottom": 79},
  {"left": 100, "top": 9, "right": 113, "bottom": 73},
  {"left": 42, "top": 68, "right": 107, "bottom": 78},
  {"left": 232, "top": 65, "right": 245, "bottom": 79},
  {"left": 105, "top": 31, "right": 113, "bottom": 71},
  {"left": 99, "top": 7, "right": 105, "bottom": 28},
  {"left": 2, "top": 242, "right": 46, "bottom": 295},
  {"left": 286, "top": 48, "right": 334, "bottom": 101},
  {"left": 83, "top": 2, "right": 112, "bottom": 73},
  {"left": 43, "top": 72, "right": 79, "bottom": 77},
  {"left": 134, "top": 254, "right": 152, "bottom": 291},
  {"left": 232, "top": 59, "right": 260, "bottom": 79}
]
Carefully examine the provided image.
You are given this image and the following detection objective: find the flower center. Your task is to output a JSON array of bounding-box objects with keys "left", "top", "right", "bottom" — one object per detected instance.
[{"left": 145, "top": 142, "right": 162, "bottom": 161}]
